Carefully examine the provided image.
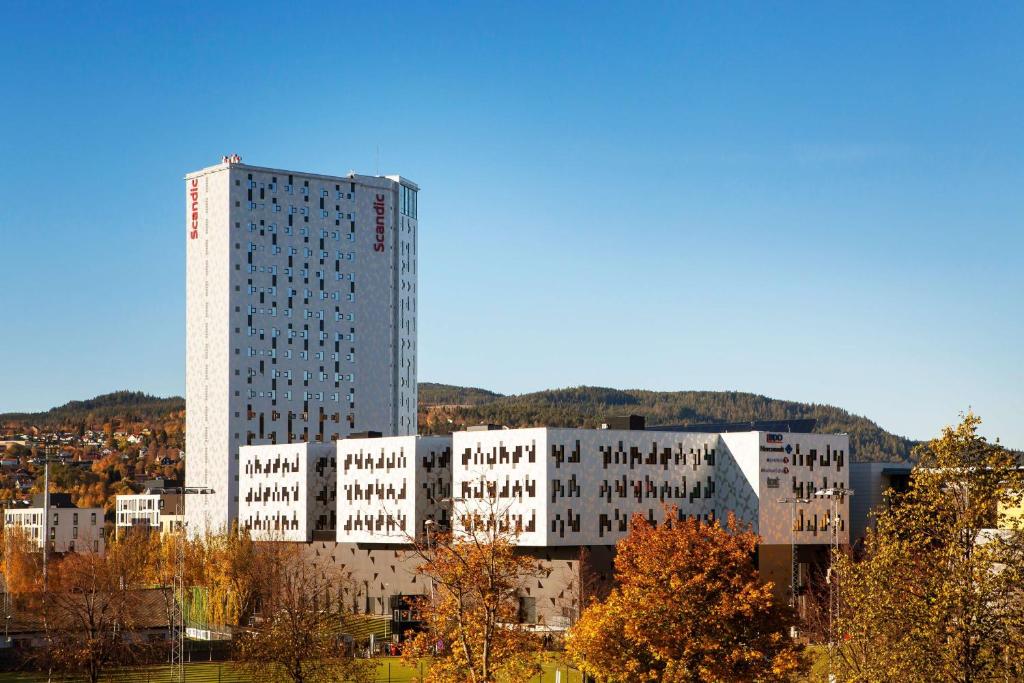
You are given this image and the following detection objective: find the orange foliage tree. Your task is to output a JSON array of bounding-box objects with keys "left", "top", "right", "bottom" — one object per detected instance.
[
  {"left": 234, "top": 542, "right": 373, "bottom": 683},
  {"left": 566, "top": 509, "right": 805, "bottom": 683},
  {"left": 402, "top": 498, "right": 545, "bottom": 683},
  {"left": 40, "top": 532, "right": 158, "bottom": 683},
  {"left": 1, "top": 526, "right": 42, "bottom": 596}
]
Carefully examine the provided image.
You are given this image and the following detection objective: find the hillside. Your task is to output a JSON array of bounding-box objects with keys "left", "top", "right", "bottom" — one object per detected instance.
[
  {"left": 419, "top": 384, "right": 917, "bottom": 463},
  {"left": 3, "top": 386, "right": 916, "bottom": 463},
  {"left": 0, "top": 391, "right": 185, "bottom": 430}
]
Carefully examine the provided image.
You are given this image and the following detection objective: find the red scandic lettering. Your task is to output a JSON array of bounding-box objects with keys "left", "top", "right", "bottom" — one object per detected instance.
[
  {"left": 373, "top": 194, "right": 386, "bottom": 252},
  {"left": 189, "top": 179, "right": 200, "bottom": 240}
]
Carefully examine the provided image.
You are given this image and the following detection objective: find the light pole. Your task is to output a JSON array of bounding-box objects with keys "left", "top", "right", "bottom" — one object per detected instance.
[
  {"left": 813, "top": 487, "right": 854, "bottom": 683},
  {"left": 148, "top": 486, "right": 214, "bottom": 683},
  {"left": 777, "top": 497, "right": 811, "bottom": 616},
  {"left": 33, "top": 443, "right": 66, "bottom": 591},
  {"left": 423, "top": 520, "right": 436, "bottom": 601}
]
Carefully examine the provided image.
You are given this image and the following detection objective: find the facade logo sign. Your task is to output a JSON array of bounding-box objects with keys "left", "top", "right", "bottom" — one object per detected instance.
[
  {"left": 762, "top": 467, "right": 790, "bottom": 474},
  {"left": 766, "top": 433, "right": 784, "bottom": 444},
  {"left": 373, "top": 194, "right": 386, "bottom": 252},
  {"left": 189, "top": 179, "right": 200, "bottom": 240},
  {"left": 785, "top": 444, "right": 793, "bottom": 454}
]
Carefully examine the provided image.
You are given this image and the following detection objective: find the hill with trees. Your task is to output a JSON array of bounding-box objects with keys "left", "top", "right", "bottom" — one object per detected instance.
[
  {"left": 3, "top": 385, "right": 916, "bottom": 463},
  {"left": 419, "top": 384, "right": 916, "bottom": 462},
  {"left": 0, "top": 391, "right": 184, "bottom": 430}
]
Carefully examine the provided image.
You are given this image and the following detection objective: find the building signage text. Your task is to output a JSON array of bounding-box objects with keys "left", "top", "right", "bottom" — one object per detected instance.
[
  {"left": 374, "top": 194, "right": 386, "bottom": 252},
  {"left": 189, "top": 179, "right": 200, "bottom": 240}
]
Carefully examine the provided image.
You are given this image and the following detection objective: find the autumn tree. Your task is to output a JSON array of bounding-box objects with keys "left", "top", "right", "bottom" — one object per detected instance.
[
  {"left": 1, "top": 525, "right": 43, "bottom": 597},
  {"left": 234, "top": 541, "right": 373, "bottom": 683},
  {"left": 39, "top": 533, "right": 158, "bottom": 683},
  {"left": 196, "top": 523, "right": 260, "bottom": 628},
  {"left": 566, "top": 509, "right": 805, "bottom": 683},
  {"left": 833, "top": 413, "right": 1024, "bottom": 683},
  {"left": 402, "top": 497, "right": 545, "bottom": 683}
]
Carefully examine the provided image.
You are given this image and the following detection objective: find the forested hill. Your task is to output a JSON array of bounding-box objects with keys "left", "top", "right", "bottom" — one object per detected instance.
[
  {"left": 419, "top": 384, "right": 917, "bottom": 463},
  {"left": 0, "top": 391, "right": 185, "bottom": 429},
  {"left": 3, "top": 385, "right": 917, "bottom": 463}
]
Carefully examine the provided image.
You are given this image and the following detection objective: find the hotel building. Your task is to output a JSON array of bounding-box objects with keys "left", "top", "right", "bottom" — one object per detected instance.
[
  {"left": 185, "top": 157, "right": 418, "bottom": 532},
  {"left": 268, "top": 423, "right": 850, "bottom": 624}
]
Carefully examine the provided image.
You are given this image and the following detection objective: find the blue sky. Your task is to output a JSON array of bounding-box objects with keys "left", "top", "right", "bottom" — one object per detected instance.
[{"left": 1, "top": 2, "right": 1021, "bottom": 448}]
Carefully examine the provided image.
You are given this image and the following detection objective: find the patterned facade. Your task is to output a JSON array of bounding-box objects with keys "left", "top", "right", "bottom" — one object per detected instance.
[
  {"left": 336, "top": 436, "right": 452, "bottom": 543},
  {"left": 451, "top": 428, "right": 849, "bottom": 547},
  {"left": 238, "top": 442, "right": 336, "bottom": 541},
  {"left": 185, "top": 159, "right": 417, "bottom": 533}
]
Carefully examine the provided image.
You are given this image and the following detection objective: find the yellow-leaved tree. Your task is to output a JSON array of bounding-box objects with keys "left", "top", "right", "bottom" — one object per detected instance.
[
  {"left": 566, "top": 509, "right": 805, "bottom": 683},
  {"left": 833, "top": 413, "right": 1024, "bottom": 682},
  {"left": 402, "top": 496, "right": 545, "bottom": 683}
]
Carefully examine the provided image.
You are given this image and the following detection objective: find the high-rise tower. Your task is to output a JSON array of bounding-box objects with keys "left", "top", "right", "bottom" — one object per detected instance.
[{"left": 185, "top": 157, "right": 417, "bottom": 532}]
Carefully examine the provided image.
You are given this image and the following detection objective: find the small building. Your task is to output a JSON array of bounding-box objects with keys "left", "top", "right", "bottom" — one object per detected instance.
[
  {"left": 114, "top": 480, "right": 184, "bottom": 538},
  {"left": 848, "top": 461, "right": 913, "bottom": 543},
  {"left": 3, "top": 493, "right": 105, "bottom": 554}
]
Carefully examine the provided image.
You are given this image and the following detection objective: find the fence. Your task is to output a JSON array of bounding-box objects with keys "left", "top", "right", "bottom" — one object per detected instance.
[{"left": 0, "top": 658, "right": 586, "bottom": 683}]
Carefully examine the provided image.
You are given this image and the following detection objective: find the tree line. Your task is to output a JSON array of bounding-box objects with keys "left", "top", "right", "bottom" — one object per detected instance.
[{"left": 420, "top": 384, "right": 917, "bottom": 462}]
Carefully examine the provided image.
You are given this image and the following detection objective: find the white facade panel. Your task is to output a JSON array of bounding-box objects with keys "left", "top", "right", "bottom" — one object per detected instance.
[
  {"left": 337, "top": 436, "right": 452, "bottom": 543},
  {"left": 115, "top": 492, "right": 183, "bottom": 536},
  {"left": 453, "top": 429, "right": 729, "bottom": 547},
  {"left": 239, "top": 442, "right": 336, "bottom": 542}
]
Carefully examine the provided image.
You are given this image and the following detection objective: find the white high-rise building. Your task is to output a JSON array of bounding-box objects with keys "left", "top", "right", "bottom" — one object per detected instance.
[{"left": 185, "top": 157, "right": 418, "bottom": 532}]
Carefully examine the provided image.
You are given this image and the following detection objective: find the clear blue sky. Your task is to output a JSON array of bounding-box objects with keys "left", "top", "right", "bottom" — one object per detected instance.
[{"left": 1, "top": 2, "right": 1021, "bottom": 448}]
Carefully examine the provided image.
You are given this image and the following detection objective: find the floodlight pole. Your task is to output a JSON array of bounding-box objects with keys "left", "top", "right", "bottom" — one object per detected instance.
[
  {"left": 424, "top": 520, "right": 436, "bottom": 601},
  {"left": 813, "top": 487, "right": 854, "bottom": 683},
  {"left": 777, "top": 497, "right": 811, "bottom": 615},
  {"left": 149, "top": 486, "right": 214, "bottom": 683}
]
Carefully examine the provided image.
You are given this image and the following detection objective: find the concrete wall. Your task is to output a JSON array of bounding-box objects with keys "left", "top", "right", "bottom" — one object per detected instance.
[{"left": 302, "top": 541, "right": 615, "bottom": 627}]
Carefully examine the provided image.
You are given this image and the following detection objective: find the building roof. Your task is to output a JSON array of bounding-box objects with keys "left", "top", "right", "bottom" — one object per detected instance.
[
  {"left": 648, "top": 418, "right": 818, "bottom": 434},
  {"left": 0, "top": 588, "right": 172, "bottom": 635},
  {"left": 29, "top": 493, "right": 77, "bottom": 509}
]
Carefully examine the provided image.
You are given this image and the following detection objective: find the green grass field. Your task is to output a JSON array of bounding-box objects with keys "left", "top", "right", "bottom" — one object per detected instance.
[{"left": 0, "top": 657, "right": 585, "bottom": 682}]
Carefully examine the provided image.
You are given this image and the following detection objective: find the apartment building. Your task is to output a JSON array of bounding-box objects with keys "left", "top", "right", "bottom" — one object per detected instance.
[
  {"left": 114, "top": 480, "right": 184, "bottom": 538},
  {"left": 3, "top": 493, "right": 104, "bottom": 554}
]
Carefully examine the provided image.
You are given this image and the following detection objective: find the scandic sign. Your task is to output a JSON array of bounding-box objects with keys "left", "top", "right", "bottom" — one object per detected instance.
[
  {"left": 373, "top": 194, "right": 386, "bottom": 252},
  {"left": 188, "top": 179, "right": 199, "bottom": 240}
]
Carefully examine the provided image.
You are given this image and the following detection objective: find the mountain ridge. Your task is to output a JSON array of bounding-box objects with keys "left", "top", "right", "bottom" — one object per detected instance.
[
  {"left": 419, "top": 383, "right": 916, "bottom": 462},
  {"left": 2, "top": 385, "right": 917, "bottom": 463}
]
